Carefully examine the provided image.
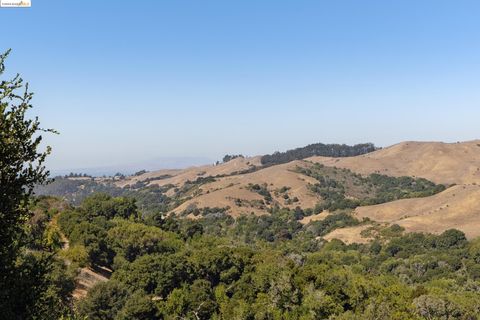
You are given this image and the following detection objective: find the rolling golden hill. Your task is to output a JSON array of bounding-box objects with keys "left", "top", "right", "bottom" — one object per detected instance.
[
  {"left": 310, "top": 140, "right": 480, "bottom": 241},
  {"left": 116, "top": 140, "right": 480, "bottom": 242},
  {"left": 308, "top": 140, "right": 480, "bottom": 185}
]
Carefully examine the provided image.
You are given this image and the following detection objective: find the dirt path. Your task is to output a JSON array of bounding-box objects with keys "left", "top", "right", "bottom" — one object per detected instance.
[
  {"left": 52, "top": 214, "right": 110, "bottom": 300},
  {"left": 72, "top": 266, "right": 110, "bottom": 300}
]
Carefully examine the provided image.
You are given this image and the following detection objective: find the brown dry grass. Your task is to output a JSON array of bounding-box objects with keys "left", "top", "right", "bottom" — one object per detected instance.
[
  {"left": 172, "top": 160, "right": 320, "bottom": 216},
  {"left": 117, "top": 140, "right": 480, "bottom": 243},
  {"left": 314, "top": 140, "right": 480, "bottom": 243},
  {"left": 354, "top": 184, "right": 480, "bottom": 239},
  {"left": 299, "top": 211, "right": 330, "bottom": 225},
  {"left": 117, "top": 156, "right": 262, "bottom": 188},
  {"left": 323, "top": 225, "right": 372, "bottom": 244},
  {"left": 72, "top": 267, "right": 110, "bottom": 300},
  {"left": 309, "top": 140, "right": 480, "bottom": 185}
]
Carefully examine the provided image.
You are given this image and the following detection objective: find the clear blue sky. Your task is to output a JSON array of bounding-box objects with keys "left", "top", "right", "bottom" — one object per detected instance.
[{"left": 2, "top": 0, "right": 480, "bottom": 173}]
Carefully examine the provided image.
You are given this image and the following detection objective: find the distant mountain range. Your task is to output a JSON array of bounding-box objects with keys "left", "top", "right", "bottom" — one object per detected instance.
[{"left": 49, "top": 156, "right": 215, "bottom": 177}]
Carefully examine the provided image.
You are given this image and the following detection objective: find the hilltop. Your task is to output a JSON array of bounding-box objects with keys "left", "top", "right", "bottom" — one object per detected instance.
[
  {"left": 309, "top": 140, "right": 480, "bottom": 185},
  {"left": 37, "top": 140, "right": 480, "bottom": 242},
  {"left": 31, "top": 139, "right": 480, "bottom": 318}
]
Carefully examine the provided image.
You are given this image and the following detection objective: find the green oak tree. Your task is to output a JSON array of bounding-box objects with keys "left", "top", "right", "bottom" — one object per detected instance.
[{"left": 0, "top": 50, "right": 68, "bottom": 319}]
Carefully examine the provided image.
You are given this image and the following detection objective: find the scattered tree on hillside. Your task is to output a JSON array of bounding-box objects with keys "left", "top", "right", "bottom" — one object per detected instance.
[{"left": 222, "top": 154, "right": 244, "bottom": 163}]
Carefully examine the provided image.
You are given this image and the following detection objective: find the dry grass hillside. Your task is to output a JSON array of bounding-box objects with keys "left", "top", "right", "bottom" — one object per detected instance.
[
  {"left": 111, "top": 140, "right": 480, "bottom": 242},
  {"left": 323, "top": 225, "right": 372, "bottom": 244},
  {"left": 326, "top": 184, "right": 480, "bottom": 243},
  {"left": 309, "top": 140, "right": 480, "bottom": 185},
  {"left": 354, "top": 184, "right": 480, "bottom": 239},
  {"left": 172, "top": 160, "right": 321, "bottom": 216},
  {"left": 115, "top": 156, "right": 321, "bottom": 216},
  {"left": 117, "top": 156, "right": 262, "bottom": 188},
  {"left": 315, "top": 140, "right": 480, "bottom": 242}
]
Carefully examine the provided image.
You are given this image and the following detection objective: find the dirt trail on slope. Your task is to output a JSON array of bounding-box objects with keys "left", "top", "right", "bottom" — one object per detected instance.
[
  {"left": 72, "top": 267, "right": 110, "bottom": 300},
  {"left": 54, "top": 215, "right": 110, "bottom": 300}
]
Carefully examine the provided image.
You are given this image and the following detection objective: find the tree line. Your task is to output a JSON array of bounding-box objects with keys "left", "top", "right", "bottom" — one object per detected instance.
[{"left": 260, "top": 142, "right": 377, "bottom": 166}]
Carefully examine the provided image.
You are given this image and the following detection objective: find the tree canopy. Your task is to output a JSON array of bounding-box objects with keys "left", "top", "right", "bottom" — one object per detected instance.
[
  {"left": 261, "top": 142, "right": 377, "bottom": 166},
  {"left": 0, "top": 50, "right": 69, "bottom": 319}
]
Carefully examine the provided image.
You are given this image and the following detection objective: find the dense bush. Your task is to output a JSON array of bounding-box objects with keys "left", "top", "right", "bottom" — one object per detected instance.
[
  {"left": 31, "top": 192, "right": 480, "bottom": 320},
  {"left": 305, "top": 212, "right": 360, "bottom": 236},
  {"left": 80, "top": 193, "right": 138, "bottom": 220},
  {"left": 222, "top": 154, "right": 244, "bottom": 163}
]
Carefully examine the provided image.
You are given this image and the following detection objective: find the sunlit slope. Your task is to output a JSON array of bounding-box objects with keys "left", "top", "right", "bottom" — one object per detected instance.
[
  {"left": 172, "top": 161, "right": 320, "bottom": 216},
  {"left": 317, "top": 140, "right": 480, "bottom": 242},
  {"left": 355, "top": 184, "right": 480, "bottom": 239},
  {"left": 114, "top": 140, "right": 480, "bottom": 241},
  {"left": 117, "top": 156, "right": 262, "bottom": 188},
  {"left": 309, "top": 140, "right": 480, "bottom": 185}
]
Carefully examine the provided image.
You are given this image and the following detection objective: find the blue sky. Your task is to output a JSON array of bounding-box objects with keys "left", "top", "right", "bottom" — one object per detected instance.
[{"left": 2, "top": 0, "right": 480, "bottom": 173}]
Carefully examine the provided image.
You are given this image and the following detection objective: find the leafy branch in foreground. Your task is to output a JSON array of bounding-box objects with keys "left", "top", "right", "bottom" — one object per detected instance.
[{"left": 0, "top": 49, "right": 62, "bottom": 319}]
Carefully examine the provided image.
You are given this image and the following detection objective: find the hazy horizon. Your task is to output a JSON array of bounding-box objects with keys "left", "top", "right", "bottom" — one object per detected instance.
[
  {"left": 3, "top": 0, "right": 480, "bottom": 172},
  {"left": 49, "top": 138, "right": 480, "bottom": 177}
]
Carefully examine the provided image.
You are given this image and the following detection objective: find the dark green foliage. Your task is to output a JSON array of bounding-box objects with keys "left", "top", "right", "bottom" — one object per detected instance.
[
  {"left": 311, "top": 188, "right": 360, "bottom": 211},
  {"left": 222, "top": 154, "right": 244, "bottom": 163},
  {"left": 6, "top": 253, "right": 75, "bottom": 320},
  {"left": 57, "top": 196, "right": 480, "bottom": 319},
  {"left": 57, "top": 195, "right": 150, "bottom": 267},
  {"left": 77, "top": 281, "right": 130, "bottom": 320},
  {"left": 181, "top": 206, "right": 230, "bottom": 217},
  {"left": 112, "top": 253, "right": 190, "bottom": 297},
  {"left": 116, "top": 291, "right": 157, "bottom": 320},
  {"left": 366, "top": 173, "right": 447, "bottom": 202},
  {"left": 297, "top": 163, "right": 446, "bottom": 212},
  {"left": 69, "top": 220, "right": 114, "bottom": 267},
  {"left": 81, "top": 193, "right": 138, "bottom": 220},
  {"left": 35, "top": 177, "right": 122, "bottom": 203},
  {"left": 435, "top": 228, "right": 468, "bottom": 249},
  {"left": 305, "top": 212, "right": 360, "bottom": 236},
  {"left": 187, "top": 176, "right": 216, "bottom": 185},
  {"left": 35, "top": 177, "right": 175, "bottom": 213},
  {"left": 247, "top": 183, "right": 273, "bottom": 203},
  {"left": 107, "top": 220, "right": 182, "bottom": 262},
  {"left": 232, "top": 208, "right": 303, "bottom": 242},
  {"left": 183, "top": 221, "right": 204, "bottom": 239},
  {"left": 161, "top": 279, "right": 218, "bottom": 319},
  {"left": 0, "top": 50, "right": 73, "bottom": 319},
  {"left": 57, "top": 201, "right": 116, "bottom": 267},
  {"left": 57, "top": 210, "right": 86, "bottom": 235},
  {"left": 261, "top": 142, "right": 376, "bottom": 165}
]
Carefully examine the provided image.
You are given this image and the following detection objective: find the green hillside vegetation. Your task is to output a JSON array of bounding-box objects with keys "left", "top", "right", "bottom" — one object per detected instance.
[
  {"left": 35, "top": 176, "right": 203, "bottom": 214},
  {"left": 34, "top": 194, "right": 480, "bottom": 319},
  {"left": 295, "top": 163, "right": 446, "bottom": 213},
  {"left": 260, "top": 142, "right": 377, "bottom": 166},
  {"left": 36, "top": 161, "right": 446, "bottom": 220}
]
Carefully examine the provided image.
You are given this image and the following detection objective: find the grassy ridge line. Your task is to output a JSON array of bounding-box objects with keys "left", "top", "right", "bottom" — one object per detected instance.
[{"left": 260, "top": 142, "right": 377, "bottom": 166}]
